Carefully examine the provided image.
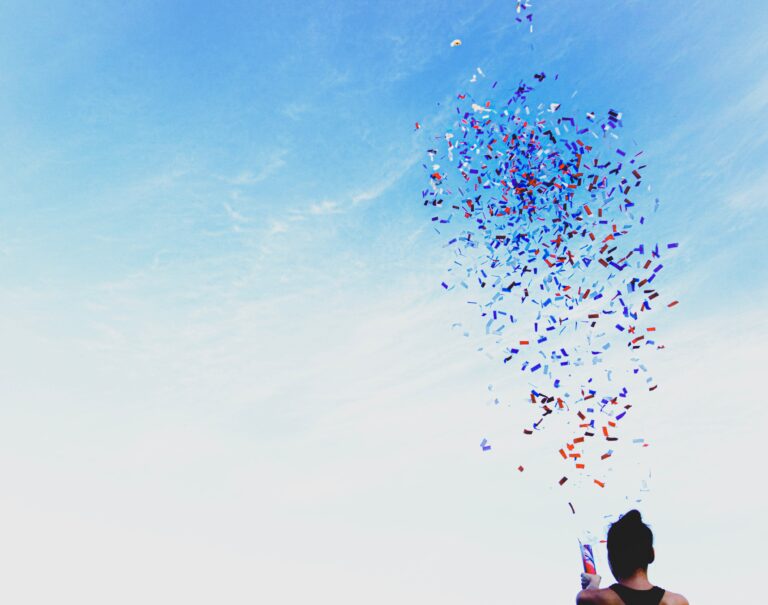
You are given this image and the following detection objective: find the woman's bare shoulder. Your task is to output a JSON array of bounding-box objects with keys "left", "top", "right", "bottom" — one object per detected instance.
[
  {"left": 662, "top": 590, "right": 689, "bottom": 605},
  {"left": 576, "top": 588, "right": 623, "bottom": 605}
]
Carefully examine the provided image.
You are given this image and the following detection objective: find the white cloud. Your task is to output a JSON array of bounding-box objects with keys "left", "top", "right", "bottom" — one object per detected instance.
[
  {"left": 308, "top": 200, "right": 342, "bottom": 215},
  {"left": 727, "top": 172, "right": 768, "bottom": 210},
  {"left": 737, "top": 74, "right": 768, "bottom": 114},
  {"left": 223, "top": 149, "right": 288, "bottom": 186},
  {"left": 287, "top": 209, "right": 307, "bottom": 221},
  {"left": 280, "top": 102, "right": 310, "bottom": 120},
  {"left": 222, "top": 202, "right": 248, "bottom": 223},
  {"left": 1, "top": 265, "right": 765, "bottom": 605},
  {"left": 351, "top": 153, "right": 421, "bottom": 205},
  {"left": 268, "top": 220, "right": 288, "bottom": 235}
]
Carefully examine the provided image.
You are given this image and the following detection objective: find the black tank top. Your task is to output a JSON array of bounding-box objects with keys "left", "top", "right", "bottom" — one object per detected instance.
[{"left": 609, "top": 583, "right": 666, "bottom": 605}]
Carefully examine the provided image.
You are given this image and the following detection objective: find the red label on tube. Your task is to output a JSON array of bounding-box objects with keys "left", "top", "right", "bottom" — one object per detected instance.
[{"left": 581, "top": 542, "right": 596, "bottom": 574}]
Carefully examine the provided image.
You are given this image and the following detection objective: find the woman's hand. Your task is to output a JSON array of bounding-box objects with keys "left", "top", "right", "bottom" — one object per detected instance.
[{"left": 580, "top": 573, "right": 601, "bottom": 590}]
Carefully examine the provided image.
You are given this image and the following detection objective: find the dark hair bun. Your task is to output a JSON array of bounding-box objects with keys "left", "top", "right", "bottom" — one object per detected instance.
[
  {"left": 607, "top": 509, "right": 654, "bottom": 579},
  {"left": 621, "top": 509, "right": 643, "bottom": 525}
]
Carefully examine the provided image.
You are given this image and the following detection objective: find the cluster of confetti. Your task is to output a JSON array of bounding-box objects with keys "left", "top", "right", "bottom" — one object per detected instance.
[
  {"left": 420, "top": 73, "right": 678, "bottom": 492},
  {"left": 515, "top": 1, "right": 534, "bottom": 32}
]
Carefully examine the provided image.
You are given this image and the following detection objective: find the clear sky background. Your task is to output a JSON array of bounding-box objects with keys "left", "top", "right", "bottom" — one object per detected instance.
[{"left": 0, "top": 1, "right": 766, "bottom": 603}]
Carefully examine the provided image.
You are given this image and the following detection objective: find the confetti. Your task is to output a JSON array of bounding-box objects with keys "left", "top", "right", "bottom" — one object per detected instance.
[
  {"left": 514, "top": 0, "right": 534, "bottom": 32},
  {"left": 420, "top": 72, "right": 678, "bottom": 491}
]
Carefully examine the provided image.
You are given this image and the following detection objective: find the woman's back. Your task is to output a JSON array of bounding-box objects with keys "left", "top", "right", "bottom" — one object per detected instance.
[
  {"left": 577, "top": 584, "right": 688, "bottom": 605},
  {"left": 609, "top": 583, "right": 665, "bottom": 605}
]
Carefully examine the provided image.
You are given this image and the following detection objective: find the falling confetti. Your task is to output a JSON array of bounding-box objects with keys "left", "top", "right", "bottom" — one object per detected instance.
[
  {"left": 420, "top": 72, "right": 679, "bottom": 491},
  {"left": 515, "top": 1, "right": 534, "bottom": 33}
]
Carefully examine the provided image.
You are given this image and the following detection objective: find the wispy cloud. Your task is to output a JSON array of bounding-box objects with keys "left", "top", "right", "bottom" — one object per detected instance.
[
  {"left": 223, "top": 149, "right": 289, "bottom": 186},
  {"left": 223, "top": 202, "right": 249, "bottom": 223},
  {"left": 263, "top": 199, "right": 342, "bottom": 238},
  {"left": 713, "top": 71, "right": 768, "bottom": 127},
  {"left": 281, "top": 102, "right": 311, "bottom": 121},
  {"left": 308, "top": 200, "right": 342, "bottom": 215},
  {"left": 287, "top": 209, "right": 307, "bottom": 222},
  {"left": 268, "top": 220, "right": 288, "bottom": 235},
  {"left": 351, "top": 153, "right": 421, "bottom": 205},
  {"left": 262, "top": 152, "right": 420, "bottom": 242},
  {"left": 727, "top": 172, "right": 768, "bottom": 210}
]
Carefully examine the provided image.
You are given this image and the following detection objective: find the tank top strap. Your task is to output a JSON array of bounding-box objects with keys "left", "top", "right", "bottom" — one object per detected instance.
[{"left": 609, "top": 583, "right": 666, "bottom": 605}]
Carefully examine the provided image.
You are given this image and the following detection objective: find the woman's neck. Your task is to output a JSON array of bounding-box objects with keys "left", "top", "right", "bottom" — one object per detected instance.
[{"left": 618, "top": 569, "right": 654, "bottom": 590}]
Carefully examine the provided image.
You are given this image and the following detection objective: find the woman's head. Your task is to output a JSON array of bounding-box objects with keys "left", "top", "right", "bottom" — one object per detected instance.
[{"left": 607, "top": 509, "right": 655, "bottom": 580}]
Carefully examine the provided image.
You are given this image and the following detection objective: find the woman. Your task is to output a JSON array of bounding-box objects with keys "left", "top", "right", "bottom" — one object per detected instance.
[{"left": 576, "top": 510, "right": 689, "bottom": 605}]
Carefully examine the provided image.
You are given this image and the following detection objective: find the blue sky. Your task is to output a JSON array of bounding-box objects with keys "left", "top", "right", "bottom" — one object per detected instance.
[{"left": 0, "top": 1, "right": 766, "bottom": 603}]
